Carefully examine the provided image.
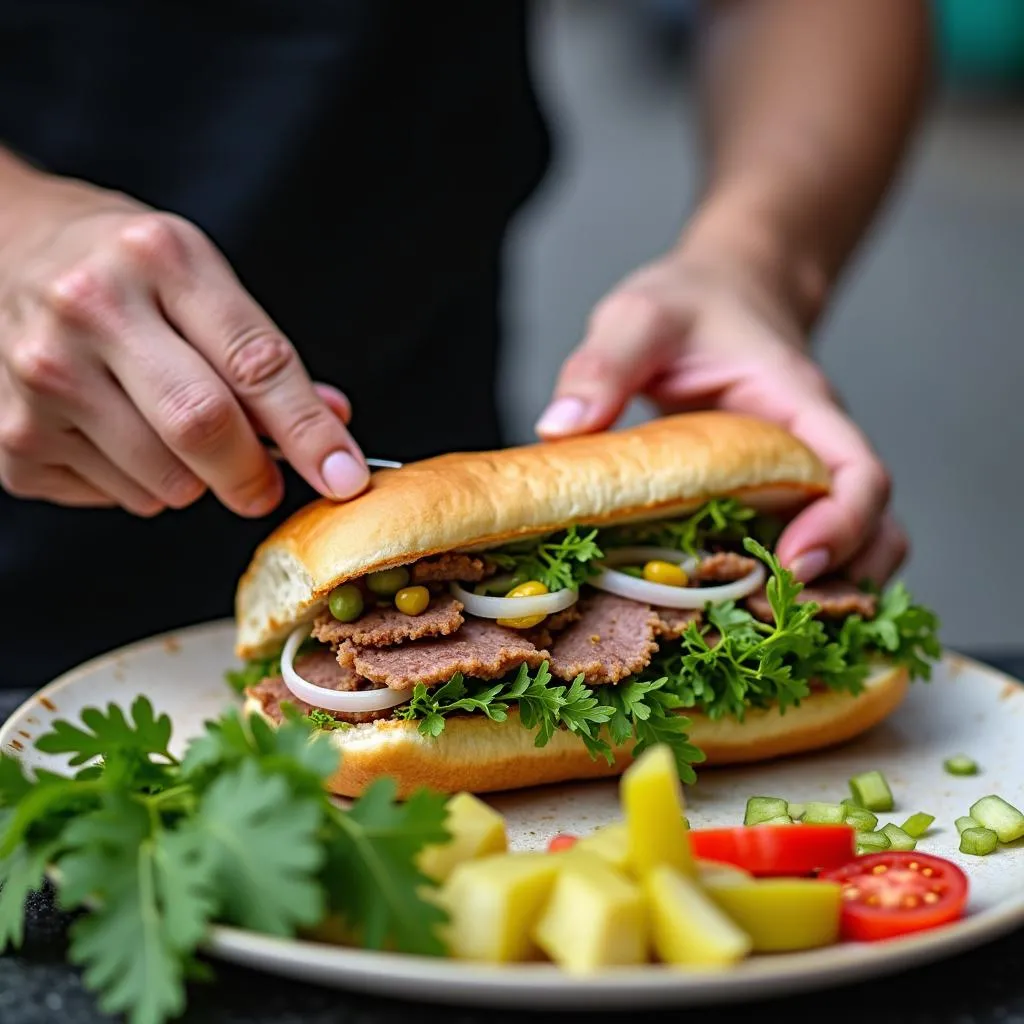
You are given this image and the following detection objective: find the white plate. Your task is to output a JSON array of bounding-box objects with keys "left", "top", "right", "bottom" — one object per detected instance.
[{"left": 3, "top": 620, "right": 1024, "bottom": 1008}]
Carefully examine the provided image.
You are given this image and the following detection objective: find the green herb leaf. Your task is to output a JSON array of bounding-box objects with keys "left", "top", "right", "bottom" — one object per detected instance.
[
  {"left": 0, "top": 837, "right": 55, "bottom": 949},
  {"left": 35, "top": 696, "right": 174, "bottom": 768},
  {"left": 488, "top": 526, "right": 604, "bottom": 592},
  {"left": 599, "top": 498, "right": 764, "bottom": 556},
  {"left": 323, "top": 778, "right": 449, "bottom": 954}
]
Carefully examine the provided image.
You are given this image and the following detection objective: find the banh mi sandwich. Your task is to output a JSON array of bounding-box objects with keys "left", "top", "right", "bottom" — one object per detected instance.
[{"left": 231, "top": 412, "right": 941, "bottom": 798}]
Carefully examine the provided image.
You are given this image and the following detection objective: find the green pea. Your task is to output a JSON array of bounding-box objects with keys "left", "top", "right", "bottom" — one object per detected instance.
[
  {"left": 328, "top": 584, "right": 364, "bottom": 622},
  {"left": 473, "top": 571, "right": 528, "bottom": 597},
  {"left": 365, "top": 567, "right": 411, "bottom": 597}
]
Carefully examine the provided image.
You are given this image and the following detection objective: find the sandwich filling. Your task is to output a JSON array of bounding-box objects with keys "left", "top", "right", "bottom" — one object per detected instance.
[{"left": 232, "top": 499, "right": 941, "bottom": 780}]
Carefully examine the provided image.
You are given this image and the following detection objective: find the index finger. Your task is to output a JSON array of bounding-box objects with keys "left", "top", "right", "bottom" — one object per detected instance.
[
  {"left": 772, "top": 397, "right": 892, "bottom": 580},
  {"left": 132, "top": 217, "right": 369, "bottom": 501}
]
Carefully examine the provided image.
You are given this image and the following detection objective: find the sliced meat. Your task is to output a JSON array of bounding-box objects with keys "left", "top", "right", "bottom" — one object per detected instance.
[
  {"left": 692, "top": 552, "right": 758, "bottom": 584},
  {"left": 547, "top": 592, "right": 660, "bottom": 685},
  {"left": 746, "top": 579, "right": 878, "bottom": 623},
  {"left": 312, "top": 595, "right": 464, "bottom": 647},
  {"left": 246, "top": 650, "right": 391, "bottom": 725},
  {"left": 338, "top": 617, "right": 548, "bottom": 689},
  {"left": 524, "top": 604, "right": 583, "bottom": 649},
  {"left": 651, "top": 607, "right": 702, "bottom": 641},
  {"left": 411, "top": 553, "right": 492, "bottom": 584}
]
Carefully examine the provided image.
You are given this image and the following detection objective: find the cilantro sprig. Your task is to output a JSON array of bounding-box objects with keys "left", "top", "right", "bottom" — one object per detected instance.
[
  {"left": 0, "top": 697, "right": 449, "bottom": 1024},
  {"left": 487, "top": 526, "right": 604, "bottom": 591}
]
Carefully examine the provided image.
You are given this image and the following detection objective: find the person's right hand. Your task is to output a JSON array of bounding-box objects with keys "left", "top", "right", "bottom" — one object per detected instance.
[{"left": 0, "top": 171, "right": 369, "bottom": 517}]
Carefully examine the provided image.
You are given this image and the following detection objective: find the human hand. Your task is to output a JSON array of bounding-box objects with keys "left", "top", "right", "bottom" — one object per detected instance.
[
  {"left": 0, "top": 171, "right": 369, "bottom": 517},
  {"left": 535, "top": 238, "right": 905, "bottom": 586}
]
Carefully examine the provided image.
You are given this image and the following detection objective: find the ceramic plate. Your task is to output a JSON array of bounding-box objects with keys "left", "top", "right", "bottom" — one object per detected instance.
[{"left": 3, "top": 620, "right": 1024, "bottom": 1009}]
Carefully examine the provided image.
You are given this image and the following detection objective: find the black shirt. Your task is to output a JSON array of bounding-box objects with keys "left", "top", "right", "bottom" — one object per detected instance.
[{"left": 0, "top": 0, "right": 550, "bottom": 688}]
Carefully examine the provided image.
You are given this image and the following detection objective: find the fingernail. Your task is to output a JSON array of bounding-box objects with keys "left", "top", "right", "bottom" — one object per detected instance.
[
  {"left": 320, "top": 450, "right": 369, "bottom": 499},
  {"left": 536, "top": 397, "right": 588, "bottom": 436},
  {"left": 789, "top": 547, "right": 830, "bottom": 583}
]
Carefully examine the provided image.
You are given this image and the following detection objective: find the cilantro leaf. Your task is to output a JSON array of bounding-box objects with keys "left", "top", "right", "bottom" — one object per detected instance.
[
  {"left": 0, "top": 837, "right": 55, "bottom": 949},
  {"left": 488, "top": 526, "right": 604, "bottom": 591},
  {"left": 56, "top": 794, "right": 214, "bottom": 1024},
  {"left": 188, "top": 758, "right": 324, "bottom": 936},
  {"left": 35, "top": 696, "right": 174, "bottom": 768},
  {"left": 323, "top": 778, "right": 448, "bottom": 954}
]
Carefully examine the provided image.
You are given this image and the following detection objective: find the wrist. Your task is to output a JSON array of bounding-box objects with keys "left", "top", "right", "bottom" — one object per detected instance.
[{"left": 676, "top": 183, "right": 832, "bottom": 335}]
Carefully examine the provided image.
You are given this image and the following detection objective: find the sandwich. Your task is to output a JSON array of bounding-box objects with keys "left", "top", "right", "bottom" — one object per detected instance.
[{"left": 230, "top": 412, "right": 941, "bottom": 798}]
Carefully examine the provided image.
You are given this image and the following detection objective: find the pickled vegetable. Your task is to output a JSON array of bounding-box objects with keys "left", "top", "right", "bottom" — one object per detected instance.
[
  {"left": 532, "top": 855, "right": 648, "bottom": 972},
  {"left": 621, "top": 745, "right": 694, "bottom": 878},
  {"left": 418, "top": 792, "right": 508, "bottom": 883},
  {"left": 644, "top": 865, "right": 751, "bottom": 967},
  {"left": 439, "top": 853, "right": 561, "bottom": 962},
  {"left": 702, "top": 877, "right": 842, "bottom": 952}
]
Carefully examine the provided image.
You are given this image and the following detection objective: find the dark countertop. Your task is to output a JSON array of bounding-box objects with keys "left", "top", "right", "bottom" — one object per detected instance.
[{"left": 4, "top": 654, "right": 1024, "bottom": 1024}]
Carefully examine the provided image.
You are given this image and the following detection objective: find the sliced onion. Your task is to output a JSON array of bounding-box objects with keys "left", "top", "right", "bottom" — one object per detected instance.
[
  {"left": 450, "top": 581, "right": 578, "bottom": 620},
  {"left": 280, "top": 625, "right": 413, "bottom": 712},
  {"left": 590, "top": 546, "right": 766, "bottom": 608}
]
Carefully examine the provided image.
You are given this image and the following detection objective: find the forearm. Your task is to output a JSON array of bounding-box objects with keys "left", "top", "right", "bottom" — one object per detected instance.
[{"left": 684, "top": 0, "right": 932, "bottom": 330}]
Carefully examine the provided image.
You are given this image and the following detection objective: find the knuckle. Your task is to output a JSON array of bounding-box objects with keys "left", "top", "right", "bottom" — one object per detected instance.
[
  {"left": 116, "top": 213, "right": 193, "bottom": 270},
  {"left": 223, "top": 327, "right": 297, "bottom": 392},
  {"left": 43, "top": 265, "right": 119, "bottom": 326},
  {"left": 159, "top": 382, "right": 235, "bottom": 453},
  {"left": 157, "top": 464, "right": 205, "bottom": 507},
  {"left": 8, "top": 336, "right": 75, "bottom": 398},
  {"left": 0, "top": 410, "right": 44, "bottom": 460}
]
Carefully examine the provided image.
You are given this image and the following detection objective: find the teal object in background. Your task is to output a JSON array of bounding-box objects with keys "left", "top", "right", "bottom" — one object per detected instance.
[{"left": 934, "top": 0, "right": 1024, "bottom": 81}]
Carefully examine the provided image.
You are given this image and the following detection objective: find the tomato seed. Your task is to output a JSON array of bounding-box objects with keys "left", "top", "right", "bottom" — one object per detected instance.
[
  {"left": 924, "top": 893, "right": 940, "bottom": 904},
  {"left": 904, "top": 896, "right": 920, "bottom": 909},
  {"left": 871, "top": 864, "right": 887, "bottom": 874},
  {"left": 921, "top": 867, "right": 934, "bottom": 877}
]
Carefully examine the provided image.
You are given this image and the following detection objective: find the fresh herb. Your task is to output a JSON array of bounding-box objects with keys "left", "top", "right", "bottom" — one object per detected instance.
[
  {"left": 0, "top": 697, "right": 449, "bottom": 1024},
  {"left": 303, "top": 707, "right": 350, "bottom": 732},
  {"left": 635, "top": 538, "right": 940, "bottom": 722},
  {"left": 831, "top": 581, "right": 942, "bottom": 682},
  {"left": 394, "top": 662, "right": 615, "bottom": 756},
  {"left": 599, "top": 498, "right": 773, "bottom": 556},
  {"left": 487, "top": 526, "right": 604, "bottom": 592}
]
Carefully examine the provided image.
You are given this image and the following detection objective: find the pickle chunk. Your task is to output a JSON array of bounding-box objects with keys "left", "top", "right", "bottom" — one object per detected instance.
[
  {"left": 417, "top": 792, "right": 507, "bottom": 882},
  {"left": 621, "top": 746, "right": 694, "bottom": 878},
  {"left": 702, "top": 877, "right": 842, "bottom": 952},
  {"left": 644, "top": 865, "right": 751, "bottom": 967},
  {"left": 439, "top": 853, "right": 560, "bottom": 962},
  {"left": 532, "top": 855, "right": 648, "bottom": 972}
]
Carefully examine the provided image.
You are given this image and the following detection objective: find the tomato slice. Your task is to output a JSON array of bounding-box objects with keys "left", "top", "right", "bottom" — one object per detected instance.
[
  {"left": 688, "top": 825, "right": 855, "bottom": 877},
  {"left": 819, "top": 852, "right": 969, "bottom": 941},
  {"left": 547, "top": 833, "right": 579, "bottom": 852}
]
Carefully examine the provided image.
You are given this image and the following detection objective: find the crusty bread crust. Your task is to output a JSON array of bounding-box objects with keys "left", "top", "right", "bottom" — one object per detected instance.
[
  {"left": 243, "top": 663, "right": 907, "bottom": 799},
  {"left": 235, "top": 412, "right": 830, "bottom": 658}
]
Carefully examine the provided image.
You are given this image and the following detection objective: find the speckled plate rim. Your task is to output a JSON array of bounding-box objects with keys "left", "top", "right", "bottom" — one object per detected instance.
[{"left": 2, "top": 621, "right": 1024, "bottom": 1009}]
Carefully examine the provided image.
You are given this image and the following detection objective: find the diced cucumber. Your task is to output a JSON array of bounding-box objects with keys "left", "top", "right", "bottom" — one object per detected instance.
[
  {"left": 900, "top": 813, "right": 935, "bottom": 839},
  {"left": 880, "top": 823, "right": 917, "bottom": 852},
  {"left": 843, "top": 807, "right": 878, "bottom": 832},
  {"left": 855, "top": 830, "right": 891, "bottom": 855},
  {"left": 969, "top": 795, "right": 1024, "bottom": 843},
  {"left": 960, "top": 827, "right": 998, "bottom": 857},
  {"left": 759, "top": 815, "right": 794, "bottom": 825},
  {"left": 744, "top": 796, "right": 789, "bottom": 826},
  {"left": 848, "top": 770, "right": 894, "bottom": 812},
  {"left": 800, "top": 802, "right": 846, "bottom": 825},
  {"left": 943, "top": 755, "right": 979, "bottom": 777},
  {"left": 788, "top": 803, "right": 806, "bottom": 822},
  {"left": 955, "top": 816, "right": 980, "bottom": 835}
]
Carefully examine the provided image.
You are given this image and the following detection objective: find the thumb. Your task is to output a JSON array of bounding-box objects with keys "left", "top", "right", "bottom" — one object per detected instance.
[{"left": 535, "top": 292, "right": 679, "bottom": 439}]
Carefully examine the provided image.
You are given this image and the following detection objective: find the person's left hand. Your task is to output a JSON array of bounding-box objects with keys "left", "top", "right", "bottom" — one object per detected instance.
[{"left": 534, "top": 240, "right": 907, "bottom": 587}]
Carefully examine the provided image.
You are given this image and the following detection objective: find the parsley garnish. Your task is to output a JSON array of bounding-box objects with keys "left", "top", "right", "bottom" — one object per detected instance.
[
  {"left": 224, "top": 638, "right": 320, "bottom": 695},
  {"left": 0, "top": 697, "right": 449, "bottom": 1024},
  {"left": 487, "top": 526, "right": 604, "bottom": 591},
  {"left": 304, "top": 707, "right": 350, "bottom": 732}
]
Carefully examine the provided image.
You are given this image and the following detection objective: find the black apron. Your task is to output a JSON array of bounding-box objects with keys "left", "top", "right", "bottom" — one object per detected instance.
[{"left": 0, "top": 0, "right": 551, "bottom": 689}]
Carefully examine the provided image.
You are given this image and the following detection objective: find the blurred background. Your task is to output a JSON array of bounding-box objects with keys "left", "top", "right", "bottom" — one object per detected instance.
[{"left": 499, "top": 0, "right": 1024, "bottom": 654}]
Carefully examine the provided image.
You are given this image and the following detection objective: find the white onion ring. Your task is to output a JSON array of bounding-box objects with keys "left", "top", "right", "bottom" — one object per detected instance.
[
  {"left": 450, "top": 581, "right": 579, "bottom": 620},
  {"left": 280, "top": 625, "right": 413, "bottom": 712},
  {"left": 590, "top": 546, "right": 766, "bottom": 608}
]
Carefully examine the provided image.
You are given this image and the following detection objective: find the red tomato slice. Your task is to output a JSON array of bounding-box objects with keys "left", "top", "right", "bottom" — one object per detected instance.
[
  {"left": 688, "top": 825, "right": 856, "bottom": 877},
  {"left": 548, "top": 833, "right": 578, "bottom": 852},
  {"left": 819, "top": 852, "right": 969, "bottom": 941}
]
